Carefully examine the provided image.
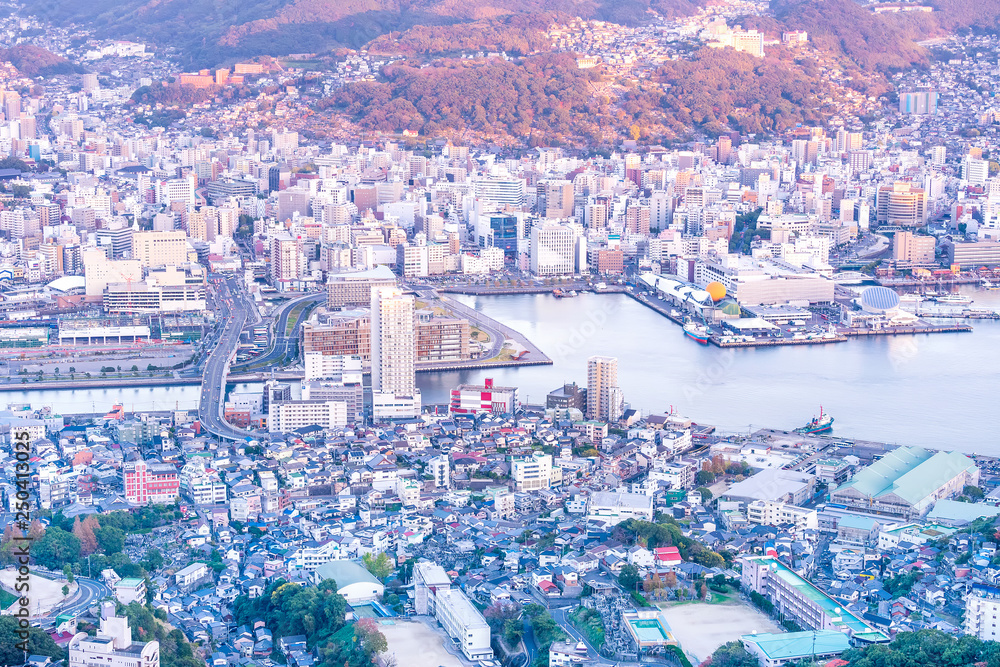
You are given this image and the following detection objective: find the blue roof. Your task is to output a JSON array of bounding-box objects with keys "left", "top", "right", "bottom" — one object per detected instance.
[{"left": 742, "top": 630, "right": 851, "bottom": 659}]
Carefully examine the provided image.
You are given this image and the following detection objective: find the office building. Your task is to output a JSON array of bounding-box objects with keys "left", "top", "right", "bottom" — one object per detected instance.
[
  {"left": 587, "top": 355, "right": 623, "bottom": 423},
  {"left": 70, "top": 603, "right": 160, "bottom": 667},
  {"left": 371, "top": 286, "right": 420, "bottom": 418},
  {"left": 876, "top": 182, "right": 926, "bottom": 227},
  {"left": 946, "top": 241, "right": 1000, "bottom": 268},
  {"left": 449, "top": 378, "right": 519, "bottom": 415},
  {"left": 303, "top": 352, "right": 363, "bottom": 382},
  {"left": 473, "top": 176, "right": 525, "bottom": 208},
  {"left": 132, "top": 231, "right": 190, "bottom": 268},
  {"left": 740, "top": 556, "right": 888, "bottom": 644},
  {"left": 538, "top": 179, "right": 574, "bottom": 219},
  {"left": 746, "top": 501, "right": 817, "bottom": 530},
  {"left": 270, "top": 234, "right": 306, "bottom": 285},
  {"left": 530, "top": 224, "right": 575, "bottom": 275},
  {"left": 326, "top": 265, "right": 396, "bottom": 307},
  {"left": 892, "top": 231, "right": 936, "bottom": 267}
]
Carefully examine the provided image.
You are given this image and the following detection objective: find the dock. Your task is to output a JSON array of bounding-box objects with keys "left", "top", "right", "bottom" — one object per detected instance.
[{"left": 627, "top": 286, "right": 975, "bottom": 348}]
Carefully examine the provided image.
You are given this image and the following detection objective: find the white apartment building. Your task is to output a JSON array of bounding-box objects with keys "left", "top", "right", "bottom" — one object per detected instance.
[
  {"left": 179, "top": 459, "right": 228, "bottom": 504},
  {"left": 965, "top": 586, "right": 1000, "bottom": 641},
  {"left": 290, "top": 539, "right": 343, "bottom": 571},
  {"left": 268, "top": 399, "right": 349, "bottom": 433},
  {"left": 70, "top": 604, "right": 159, "bottom": 667},
  {"left": 429, "top": 454, "right": 450, "bottom": 489},
  {"left": 371, "top": 286, "right": 420, "bottom": 418},
  {"left": 303, "top": 352, "right": 364, "bottom": 381},
  {"left": 511, "top": 452, "right": 558, "bottom": 492},
  {"left": 746, "top": 500, "right": 818, "bottom": 530}
]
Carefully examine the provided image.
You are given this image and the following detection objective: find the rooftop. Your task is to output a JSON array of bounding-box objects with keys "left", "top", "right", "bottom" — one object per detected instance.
[{"left": 742, "top": 630, "right": 851, "bottom": 659}]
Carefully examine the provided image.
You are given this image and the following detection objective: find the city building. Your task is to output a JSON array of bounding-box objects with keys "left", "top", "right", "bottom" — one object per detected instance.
[
  {"left": 549, "top": 642, "right": 589, "bottom": 667},
  {"left": 268, "top": 399, "right": 349, "bottom": 433},
  {"left": 69, "top": 603, "right": 159, "bottom": 667},
  {"left": 449, "top": 378, "right": 518, "bottom": 415},
  {"left": 122, "top": 460, "right": 179, "bottom": 505},
  {"left": 371, "top": 286, "right": 420, "bottom": 418},
  {"left": 746, "top": 500, "right": 818, "bottom": 530},
  {"left": 586, "top": 491, "right": 654, "bottom": 525},
  {"left": 965, "top": 584, "right": 1000, "bottom": 641},
  {"left": 547, "top": 382, "right": 587, "bottom": 411},
  {"left": 113, "top": 577, "right": 147, "bottom": 604},
  {"left": 511, "top": 451, "right": 558, "bottom": 492},
  {"left": 892, "top": 231, "right": 936, "bottom": 267},
  {"left": 174, "top": 562, "right": 212, "bottom": 590},
  {"left": 876, "top": 182, "right": 926, "bottom": 227},
  {"left": 326, "top": 266, "right": 397, "bottom": 308},
  {"left": 132, "top": 231, "right": 191, "bottom": 268},
  {"left": 741, "top": 631, "right": 851, "bottom": 667},
  {"left": 312, "top": 560, "right": 385, "bottom": 604},
  {"left": 740, "top": 556, "right": 889, "bottom": 643},
  {"left": 530, "top": 224, "right": 575, "bottom": 275},
  {"left": 830, "top": 446, "right": 979, "bottom": 519},
  {"left": 945, "top": 241, "right": 1000, "bottom": 268},
  {"left": 587, "top": 355, "right": 623, "bottom": 423}
]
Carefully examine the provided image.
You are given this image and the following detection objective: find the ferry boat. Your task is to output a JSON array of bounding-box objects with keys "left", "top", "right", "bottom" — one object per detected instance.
[
  {"left": 683, "top": 322, "right": 710, "bottom": 344},
  {"left": 931, "top": 294, "right": 973, "bottom": 305},
  {"left": 796, "top": 406, "right": 834, "bottom": 434}
]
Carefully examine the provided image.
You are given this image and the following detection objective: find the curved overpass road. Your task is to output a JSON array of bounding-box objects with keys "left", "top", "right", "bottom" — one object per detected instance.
[
  {"left": 229, "top": 292, "right": 326, "bottom": 373},
  {"left": 40, "top": 577, "right": 111, "bottom": 623},
  {"left": 198, "top": 276, "right": 258, "bottom": 441}
]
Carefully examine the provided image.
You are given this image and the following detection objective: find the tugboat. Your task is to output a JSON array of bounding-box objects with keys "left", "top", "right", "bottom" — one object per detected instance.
[
  {"left": 796, "top": 406, "right": 834, "bottom": 434},
  {"left": 683, "top": 321, "right": 710, "bottom": 345}
]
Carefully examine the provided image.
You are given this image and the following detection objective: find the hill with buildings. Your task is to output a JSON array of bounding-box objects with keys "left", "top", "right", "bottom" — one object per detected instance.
[{"left": 29, "top": 0, "right": 709, "bottom": 68}]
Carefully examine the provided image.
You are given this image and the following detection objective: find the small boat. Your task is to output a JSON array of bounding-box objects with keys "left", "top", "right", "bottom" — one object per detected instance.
[
  {"left": 796, "top": 406, "right": 833, "bottom": 434},
  {"left": 683, "top": 322, "right": 710, "bottom": 344}
]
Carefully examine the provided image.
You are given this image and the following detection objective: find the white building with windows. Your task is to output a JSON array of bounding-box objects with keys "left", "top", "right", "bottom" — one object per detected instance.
[
  {"left": 70, "top": 603, "right": 159, "bottom": 667},
  {"left": 586, "top": 491, "right": 654, "bottom": 525},
  {"left": 511, "top": 451, "right": 558, "bottom": 492},
  {"left": 965, "top": 585, "right": 1000, "bottom": 641},
  {"left": 435, "top": 588, "right": 493, "bottom": 661}
]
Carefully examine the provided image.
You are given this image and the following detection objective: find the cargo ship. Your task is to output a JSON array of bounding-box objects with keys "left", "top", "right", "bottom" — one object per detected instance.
[
  {"left": 683, "top": 322, "right": 710, "bottom": 344},
  {"left": 796, "top": 406, "right": 833, "bottom": 434}
]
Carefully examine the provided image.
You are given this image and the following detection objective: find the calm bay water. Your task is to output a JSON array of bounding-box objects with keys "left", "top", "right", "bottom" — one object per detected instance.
[
  {"left": 415, "top": 289, "right": 1000, "bottom": 454},
  {"left": 11, "top": 289, "right": 1000, "bottom": 454}
]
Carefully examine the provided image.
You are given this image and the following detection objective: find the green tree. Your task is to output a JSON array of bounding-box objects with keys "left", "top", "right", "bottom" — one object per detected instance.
[
  {"left": 0, "top": 616, "right": 65, "bottom": 664},
  {"left": 62, "top": 584, "right": 70, "bottom": 596},
  {"left": 33, "top": 527, "right": 81, "bottom": 569},
  {"left": 618, "top": 563, "right": 641, "bottom": 591},
  {"left": 64, "top": 563, "right": 74, "bottom": 583},
  {"left": 361, "top": 552, "right": 394, "bottom": 581},
  {"left": 705, "top": 640, "right": 759, "bottom": 667},
  {"left": 503, "top": 617, "right": 523, "bottom": 645},
  {"left": 95, "top": 525, "right": 126, "bottom": 554}
]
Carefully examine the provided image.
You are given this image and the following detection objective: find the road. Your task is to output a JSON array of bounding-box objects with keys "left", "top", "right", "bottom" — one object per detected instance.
[
  {"left": 230, "top": 292, "right": 326, "bottom": 373},
  {"left": 40, "top": 576, "right": 111, "bottom": 623},
  {"left": 197, "top": 275, "right": 259, "bottom": 441}
]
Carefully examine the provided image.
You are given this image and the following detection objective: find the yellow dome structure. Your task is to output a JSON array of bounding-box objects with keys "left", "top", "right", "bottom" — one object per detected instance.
[{"left": 706, "top": 282, "right": 726, "bottom": 302}]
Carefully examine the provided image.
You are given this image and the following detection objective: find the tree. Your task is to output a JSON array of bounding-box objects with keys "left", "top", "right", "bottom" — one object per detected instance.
[
  {"left": 705, "top": 640, "right": 759, "bottom": 667},
  {"left": 695, "top": 470, "right": 716, "bottom": 485},
  {"left": 354, "top": 617, "right": 388, "bottom": 655},
  {"left": 95, "top": 525, "right": 126, "bottom": 554},
  {"left": 484, "top": 601, "right": 521, "bottom": 633},
  {"left": 618, "top": 563, "right": 641, "bottom": 591},
  {"left": 74, "top": 515, "right": 99, "bottom": 555},
  {"left": 0, "top": 616, "right": 65, "bottom": 665},
  {"left": 62, "top": 584, "right": 70, "bottom": 596},
  {"left": 503, "top": 617, "right": 523, "bottom": 645},
  {"left": 965, "top": 485, "right": 985, "bottom": 500},
  {"left": 64, "top": 563, "right": 74, "bottom": 583},
  {"left": 33, "top": 527, "right": 81, "bottom": 569},
  {"left": 361, "top": 552, "right": 394, "bottom": 581},
  {"left": 142, "top": 547, "right": 164, "bottom": 572}
]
